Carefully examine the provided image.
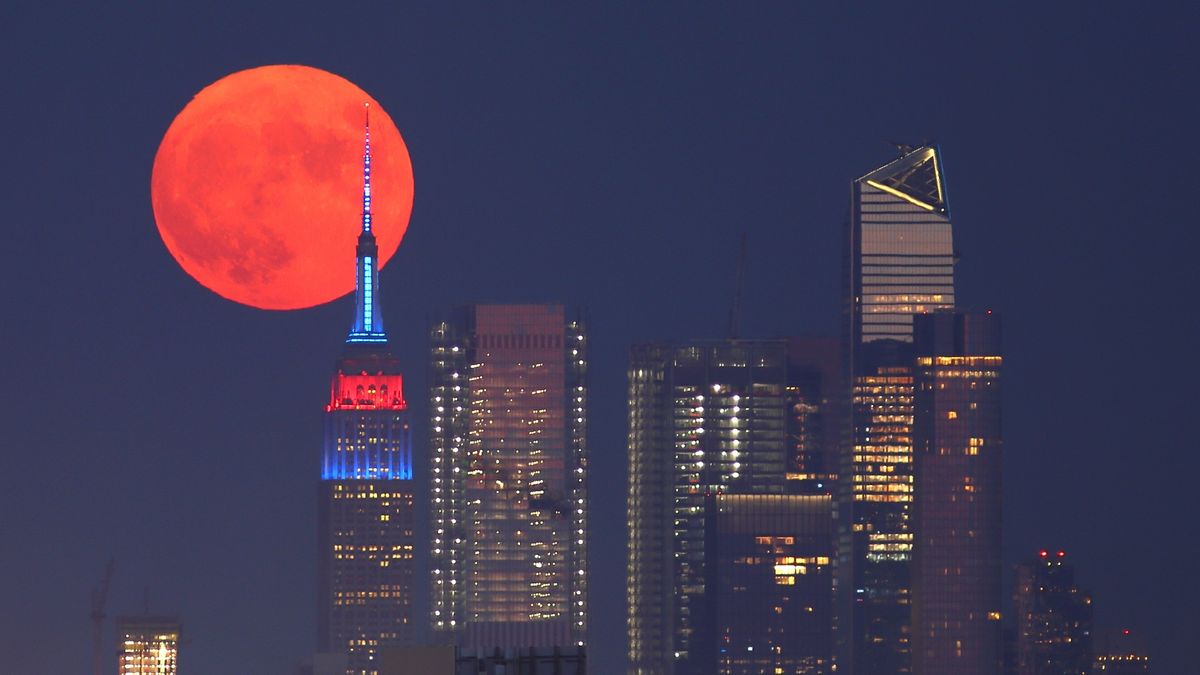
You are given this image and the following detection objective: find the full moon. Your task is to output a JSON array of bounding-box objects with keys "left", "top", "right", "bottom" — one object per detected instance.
[{"left": 151, "top": 65, "right": 413, "bottom": 310}]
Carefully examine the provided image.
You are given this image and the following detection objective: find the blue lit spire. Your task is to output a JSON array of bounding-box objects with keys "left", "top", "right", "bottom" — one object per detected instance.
[{"left": 347, "top": 103, "right": 388, "bottom": 345}]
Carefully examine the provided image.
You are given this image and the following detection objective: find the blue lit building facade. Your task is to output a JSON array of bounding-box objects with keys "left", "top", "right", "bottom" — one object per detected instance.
[{"left": 317, "top": 109, "right": 417, "bottom": 674}]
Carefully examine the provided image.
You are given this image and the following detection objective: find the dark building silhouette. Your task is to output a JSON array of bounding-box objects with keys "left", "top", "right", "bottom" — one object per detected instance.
[
  {"left": 840, "top": 144, "right": 955, "bottom": 675},
  {"left": 626, "top": 339, "right": 840, "bottom": 675},
  {"left": 380, "top": 645, "right": 587, "bottom": 674},
  {"left": 786, "top": 337, "right": 844, "bottom": 494},
  {"left": 117, "top": 615, "right": 181, "bottom": 675},
  {"left": 911, "top": 311, "right": 1003, "bottom": 674},
  {"left": 706, "top": 494, "right": 834, "bottom": 675},
  {"left": 429, "top": 304, "right": 589, "bottom": 651},
  {"left": 1092, "top": 629, "right": 1150, "bottom": 674},
  {"left": 297, "top": 653, "right": 350, "bottom": 675},
  {"left": 317, "top": 112, "right": 417, "bottom": 673},
  {"left": 1014, "top": 551, "right": 1093, "bottom": 675}
]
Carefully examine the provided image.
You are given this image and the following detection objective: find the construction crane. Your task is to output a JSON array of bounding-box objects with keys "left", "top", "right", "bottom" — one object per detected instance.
[{"left": 90, "top": 559, "right": 115, "bottom": 675}]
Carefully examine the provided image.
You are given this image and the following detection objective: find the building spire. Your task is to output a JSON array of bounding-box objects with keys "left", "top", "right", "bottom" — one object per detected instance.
[
  {"left": 347, "top": 102, "right": 387, "bottom": 345},
  {"left": 362, "top": 102, "right": 372, "bottom": 234}
]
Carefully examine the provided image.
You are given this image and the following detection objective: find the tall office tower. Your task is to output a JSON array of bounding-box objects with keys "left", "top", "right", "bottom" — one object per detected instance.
[
  {"left": 428, "top": 304, "right": 588, "bottom": 651},
  {"left": 911, "top": 311, "right": 1003, "bottom": 675},
  {"left": 706, "top": 493, "right": 834, "bottom": 675},
  {"left": 627, "top": 340, "right": 839, "bottom": 675},
  {"left": 117, "top": 616, "right": 181, "bottom": 675},
  {"left": 848, "top": 145, "right": 955, "bottom": 345},
  {"left": 317, "top": 111, "right": 417, "bottom": 674},
  {"left": 1014, "top": 551, "right": 1094, "bottom": 675},
  {"left": 840, "top": 145, "right": 954, "bottom": 674}
]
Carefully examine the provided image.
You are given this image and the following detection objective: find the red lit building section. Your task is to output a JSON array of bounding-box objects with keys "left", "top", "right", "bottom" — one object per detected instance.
[{"left": 328, "top": 373, "right": 407, "bottom": 411}]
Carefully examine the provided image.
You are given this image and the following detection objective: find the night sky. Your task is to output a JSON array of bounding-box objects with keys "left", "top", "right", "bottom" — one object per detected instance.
[{"left": 2, "top": 3, "right": 1197, "bottom": 673}]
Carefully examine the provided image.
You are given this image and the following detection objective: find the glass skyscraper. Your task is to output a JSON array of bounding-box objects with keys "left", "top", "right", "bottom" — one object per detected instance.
[
  {"left": 911, "top": 311, "right": 1003, "bottom": 675},
  {"left": 850, "top": 144, "right": 955, "bottom": 345},
  {"left": 428, "top": 304, "right": 589, "bottom": 652},
  {"left": 317, "top": 112, "right": 417, "bottom": 674},
  {"left": 840, "top": 144, "right": 954, "bottom": 675},
  {"left": 627, "top": 340, "right": 839, "bottom": 675}
]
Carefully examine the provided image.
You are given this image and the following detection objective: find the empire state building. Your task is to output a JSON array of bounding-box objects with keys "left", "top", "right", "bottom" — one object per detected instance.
[{"left": 317, "top": 107, "right": 416, "bottom": 674}]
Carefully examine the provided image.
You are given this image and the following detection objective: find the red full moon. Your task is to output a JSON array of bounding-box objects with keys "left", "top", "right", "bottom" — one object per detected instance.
[{"left": 151, "top": 65, "right": 413, "bottom": 310}]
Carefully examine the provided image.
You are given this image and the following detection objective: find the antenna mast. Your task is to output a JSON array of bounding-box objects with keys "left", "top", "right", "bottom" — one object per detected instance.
[{"left": 728, "top": 234, "right": 747, "bottom": 339}]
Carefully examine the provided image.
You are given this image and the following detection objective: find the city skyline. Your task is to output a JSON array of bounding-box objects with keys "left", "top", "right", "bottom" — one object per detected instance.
[{"left": 2, "top": 3, "right": 1195, "bottom": 674}]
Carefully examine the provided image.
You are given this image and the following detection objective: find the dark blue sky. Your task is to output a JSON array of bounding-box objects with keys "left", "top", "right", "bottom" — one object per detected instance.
[{"left": 2, "top": 2, "right": 1196, "bottom": 673}]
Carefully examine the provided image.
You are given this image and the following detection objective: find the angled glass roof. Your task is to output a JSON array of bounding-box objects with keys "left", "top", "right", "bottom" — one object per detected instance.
[{"left": 858, "top": 145, "right": 948, "bottom": 215}]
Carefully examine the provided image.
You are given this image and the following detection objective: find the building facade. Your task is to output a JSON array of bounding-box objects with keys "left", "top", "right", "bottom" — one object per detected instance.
[
  {"left": 429, "top": 304, "right": 588, "bottom": 651},
  {"left": 848, "top": 145, "right": 956, "bottom": 346},
  {"left": 379, "top": 645, "right": 587, "bottom": 675},
  {"left": 840, "top": 145, "right": 955, "bottom": 674},
  {"left": 707, "top": 494, "right": 834, "bottom": 675},
  {"left": 627, "top": 340, "right": 839, "bottom": 675},
  {"left": 911, "top": 311, "right": 1003, "bottom": 675},
  {"left": 317, "top": 113, "right": 417, "bottom": 673},
  {"left": 1014, "top": 551, "right": 1093, "bottom": 675},
  {"left": 117, "top": 616, "right": 181, "bottom": 675}
]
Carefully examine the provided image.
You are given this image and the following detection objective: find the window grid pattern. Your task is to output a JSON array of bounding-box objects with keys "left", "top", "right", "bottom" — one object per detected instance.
[
  {"left": 430, "top": 306, "right": 588, "bottom": 651},
  {"left": 117, "top": 618, "right": 180, "bottom": 675}
]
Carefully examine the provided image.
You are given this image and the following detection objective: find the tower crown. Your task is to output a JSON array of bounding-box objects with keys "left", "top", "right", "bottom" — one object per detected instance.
[
  {"left": 347, "top": 103, "right": 388, "bottom": 345},
  {"left": 858, "top": 144, "right": 949, "bottom": 215}
]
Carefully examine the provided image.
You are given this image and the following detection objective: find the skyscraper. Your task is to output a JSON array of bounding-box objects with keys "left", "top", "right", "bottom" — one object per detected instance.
[
  {"left": 848, "top": 145, "right": 955, "bottom": 346},
  {"left": 707, "top": 493, "right": 834, "bottom": 675},
  {"left": 840, "top": 144, "right": 954, "bottom": 674},
  {"left": 911, "top": 311, "right": 1003, "bottom": 674},
  {"left": 627, "top": 339, "right": 839, "bottom": 675},
  {"left": 428, "top": 304, "right": 588, "bottom": 651},
  {"left": 317, "top": 109, "right": 417, "bottom": 674},
  {"left": 117, "top": 616, "right": 181, "bottom": 675},
  {"left": 1014, "top": 551, "right": 1093, "bottom": 675}
]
